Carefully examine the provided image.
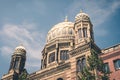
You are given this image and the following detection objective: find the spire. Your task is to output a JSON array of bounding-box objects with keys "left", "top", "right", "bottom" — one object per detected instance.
[
  {"left": 80, "top": 9, "right": 83, "bottom": 13},
  {"left": 64, "top": 16, "right": 68, "bottom": 22}
]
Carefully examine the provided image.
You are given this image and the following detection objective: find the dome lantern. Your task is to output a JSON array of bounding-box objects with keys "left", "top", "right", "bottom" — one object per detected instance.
[
  {"left": 75, "top": 10, "right": 90, "bottom": 22},
  {"left": 14, "top": 44, "right": 26, "bottom": 55}
]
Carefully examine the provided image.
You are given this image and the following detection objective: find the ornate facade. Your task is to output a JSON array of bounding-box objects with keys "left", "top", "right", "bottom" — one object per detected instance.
[
  {"left": 1, "top": 11, "right": 120, "bottom": 80},
  {"left": 28, "top": 11, "right": 101, "bottom": 80}
]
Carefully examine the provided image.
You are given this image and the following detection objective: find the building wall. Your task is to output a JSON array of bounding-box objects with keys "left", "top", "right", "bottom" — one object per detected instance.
[
  {"left": 28, "top": 42, "right": 100, "bottom": 80},
  {"left": 101, "top": 44, "right": 120, "bottom": 80}
]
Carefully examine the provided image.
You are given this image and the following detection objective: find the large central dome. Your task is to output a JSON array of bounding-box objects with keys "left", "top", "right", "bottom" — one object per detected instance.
[{"left": 47, "top": 18, "right": 74, "bottom": 43}]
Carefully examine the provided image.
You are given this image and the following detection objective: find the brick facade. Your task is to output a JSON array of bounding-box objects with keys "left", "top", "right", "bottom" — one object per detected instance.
[{"left": 101, "top": 44, "right": 120, "bottom": 80}]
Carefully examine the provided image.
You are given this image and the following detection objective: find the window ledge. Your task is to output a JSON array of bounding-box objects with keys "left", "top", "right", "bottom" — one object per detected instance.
[{"left": 115, "top": 68, "right": 120, "bottom": 71}]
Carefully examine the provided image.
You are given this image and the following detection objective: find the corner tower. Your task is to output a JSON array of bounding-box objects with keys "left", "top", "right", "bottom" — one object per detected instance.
[
  {"left": 74, "top": 10, "right": 94, "bottom": 48},
  {"left": 2, "top": 44, "right": 26, "bottom": 80},
  {"left": 9, "top": 44, "right": 26, "bottom": 74}
]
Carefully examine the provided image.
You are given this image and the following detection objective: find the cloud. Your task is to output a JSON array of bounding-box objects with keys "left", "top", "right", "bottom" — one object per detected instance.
[
  {"left": 0, "top": 46, "right": 13, "bottom": 56},
  {"left": 67, "top": 0, "right": 120, "bottom": 36},
  {"left": 0, "top": 22, "right": 46, "bottom": 73},
  {"left": 16, "top": 0, "right": 46, "bottom": 15}
]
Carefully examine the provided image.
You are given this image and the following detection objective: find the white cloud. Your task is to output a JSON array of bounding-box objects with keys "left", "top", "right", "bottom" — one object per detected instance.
[
  {"left": 67, "top": 0, "right": 120, "bottom": 36},
  {"left": 0, "top": 22, "right": 45, "bottom": 73},
  {"left": 0, "top": 46, "right": 13, "bottom": 56}
]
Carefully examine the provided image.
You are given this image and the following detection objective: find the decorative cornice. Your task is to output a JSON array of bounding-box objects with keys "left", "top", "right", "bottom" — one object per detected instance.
[
  {"left": 70, "top": 43, "right": 90, "bottom": 57},
  {"left": 102, "top": 43, "right": 120, "bottom": 54},
  {"left": 28, "top": 62, "right": 71, "bottom": 79},
  {"left": 101, "top": 51, "right": 120, "bottom": 60}
]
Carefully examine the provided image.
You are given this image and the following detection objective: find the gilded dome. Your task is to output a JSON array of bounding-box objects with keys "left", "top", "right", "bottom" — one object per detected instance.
[
  {"left": 75, "top": 10, "right": 90, "bottom": 22},
  {"left": 47, "top": 18, "right": 74, "bottom": 43},
  {"left": 14, "top": 44, "right": 26, "bottom": 55}
]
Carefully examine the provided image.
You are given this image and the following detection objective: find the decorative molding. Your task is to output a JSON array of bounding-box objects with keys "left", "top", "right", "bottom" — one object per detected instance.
[
  {"left": 101, "top": 52, "right": 120, "bottom": 60},
  {"left": 28, "top": 62, "right": 71, "bottom": 79},
  {"left": 70, "top": 43, "right": 90, "bottom": 57}
]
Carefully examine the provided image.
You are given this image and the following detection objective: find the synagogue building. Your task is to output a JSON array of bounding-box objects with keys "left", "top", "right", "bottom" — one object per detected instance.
[{"left": 1, "top": 10, "right": 120, "bottom": 80}]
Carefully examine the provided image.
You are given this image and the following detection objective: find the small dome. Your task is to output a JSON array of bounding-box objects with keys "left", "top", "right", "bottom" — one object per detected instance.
[
  {"left": 15, "top": 45, "right": 25, "bottom": 50},
  {"left": 75, "top": 10, "right": 90, "bottom": 22},
  {"left": 14, "top": 44, "right": 26, "bottom": 55},
  {"left": 47, "top": 18, "right": 74, "bottom": 43}
]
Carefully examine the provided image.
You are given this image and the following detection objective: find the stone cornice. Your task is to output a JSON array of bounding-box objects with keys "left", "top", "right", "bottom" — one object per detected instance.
[
  {"left": 70, "top": 42, "right": 101, "bottom": 57},
  {"left": 46, "top": 36, "right": 74, "bottom": 46},
  {"left": 28, "top": 62, "right": 71, "bottom": 79},
  {"left": 69, "top": 43, "right": 90, "bottom": 57}
]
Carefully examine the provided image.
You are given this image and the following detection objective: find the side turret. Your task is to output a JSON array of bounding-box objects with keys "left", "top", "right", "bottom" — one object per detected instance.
[
  {"left": 74, "top": 10, "right": 94, "bottom": 47},
  {"left": 9, "top": 44, "right": 26, "bottom": 74}
]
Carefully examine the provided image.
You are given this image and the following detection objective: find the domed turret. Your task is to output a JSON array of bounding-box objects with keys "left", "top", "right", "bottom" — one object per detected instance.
[
  {"left": 75, "top": 10, "right": 90, "bottom": 22},
  {"left": 8, "top": 44, "right": 27, "bottom": 75},
  {"left": 14, "top": 44, "right": 26, "bottom": 55},
  {"left": 47, "top": 17, "right": 74, "bottom": 43},
  {"left": 74, "top": 10, "right": 94, "bottom": 47}
]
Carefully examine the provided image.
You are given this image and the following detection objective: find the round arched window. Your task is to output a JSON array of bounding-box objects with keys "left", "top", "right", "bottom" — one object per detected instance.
[
  {"left": 77, "top": 59, "right": 81, "bottom": 72},
  {"left": 68, "top": 28, "right": 73, "bottom": 34},
  {"left": 57, "top": 78, "right": 63, "bottom": 80}
]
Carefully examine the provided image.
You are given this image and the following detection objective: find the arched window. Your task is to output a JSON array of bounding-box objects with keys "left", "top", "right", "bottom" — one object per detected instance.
[
  {"left": 82, "top": 58, "right": 86, "bottom": 68},
  {"left": 60, "top": 50, "right": 69, "bottom": 60},
  {"left": 68, "top": 28, "right": 73, "bottom": 34},
  {"left": 14, "top": 57, "right": 19, "bottom": 69},
  {"left": 78, "top": 28, "right": 82, "bottom": 38},
  {"left": 49, "top": 52, "right": 55, "bottom": 63},
  {"left": 77, "top": 58, "right": 86, "bottom": 72},
  {"left": 83, "top": 28, "right": 87, "bottom": 38},
  {"left": 77, "top": 59, "right": 81, "bottom": 72},
  {"left": 57, "top": 78, "right": 63, "bottom": 80}
]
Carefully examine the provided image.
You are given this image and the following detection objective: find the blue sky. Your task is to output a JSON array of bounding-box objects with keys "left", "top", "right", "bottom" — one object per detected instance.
[{"left": 0, "top": 0, "right": 120, "bottom": 78}]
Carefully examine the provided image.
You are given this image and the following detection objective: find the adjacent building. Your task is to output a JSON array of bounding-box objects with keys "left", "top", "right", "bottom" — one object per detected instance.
[{"left": 101, "top": 44, "right": 120, "bottom": 80}]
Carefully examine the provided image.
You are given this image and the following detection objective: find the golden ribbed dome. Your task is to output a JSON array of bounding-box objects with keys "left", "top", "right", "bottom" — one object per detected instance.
[
  {"left": 75, "top": 10, "right": 90, "bottom": 22},
  {"left": 47, "top": 18, "right": 74, "bottom": 43},
  {"left": 14, "top": 44, "right": 26, "bottom": 55}
]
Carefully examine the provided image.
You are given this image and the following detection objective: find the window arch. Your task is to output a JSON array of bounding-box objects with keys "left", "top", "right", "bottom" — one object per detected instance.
[
  {"left": 60, "top": 50, "right": 69, "bottom": 60},
  {"left": 49, "top": 52, "right": 55, "bottom": 63},
  {"left": 57, "top": 78, "right": 63, "bottom": 80},
  {"left": 77, "top": 58, "right": 86, "bottom": 72},
  {"left": 78, "top": 28, "right": 82, "bottom": 38},
  {"left": 82, "top": 58, "right": 86, "bottom": 67},
  {"left": 77, "top": 59, "right": 81, "bottom": 72},
  {"left": 68, "top": 28, "right": 73, "bottom": 34},
  {"left": 14, "top": 57, "right": 19, "bottom": 69},
  {"left": 83, "top": 28, "right": 87, "bottom": 38}
]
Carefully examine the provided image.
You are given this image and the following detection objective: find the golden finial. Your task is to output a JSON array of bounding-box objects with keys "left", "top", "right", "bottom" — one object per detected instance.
[
  {"left": 80, "top": 9, "right": 83, "bottom": 13},
  {"left": 64, "top": 16, "right": 68, "bottom": 22}
]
